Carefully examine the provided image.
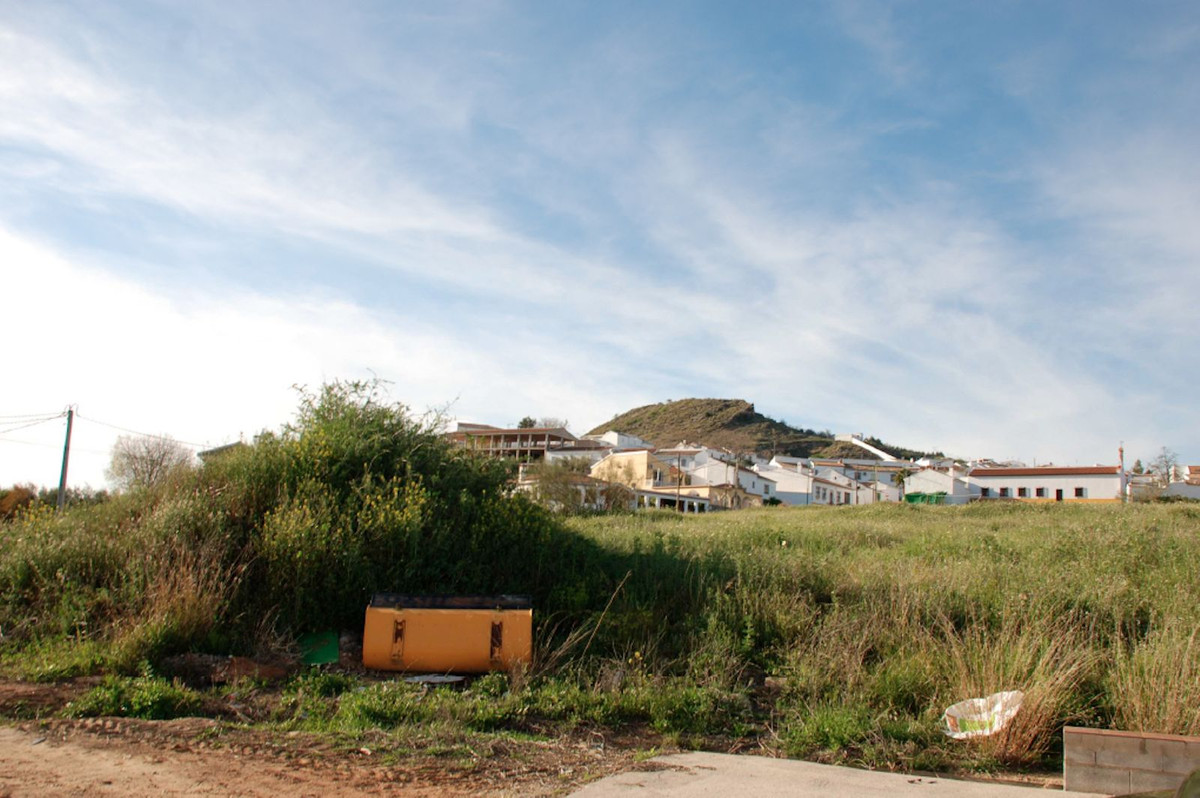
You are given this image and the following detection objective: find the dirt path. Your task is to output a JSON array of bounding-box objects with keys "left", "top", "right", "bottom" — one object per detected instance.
[
  {"left": 0, "top": 678, "right": 656, "bottom": 796},
  {"left": 0, "top": 716, "right": 641, "bottom": 797},
  {"left": 0, "top": 679, "right": 1065, "bottom": 796},
  {"left": 0, "top": 724, "right": 366, "bottom": 797},
  {"left": 0, "top": 721, "right": 494, "bottom": 797}
]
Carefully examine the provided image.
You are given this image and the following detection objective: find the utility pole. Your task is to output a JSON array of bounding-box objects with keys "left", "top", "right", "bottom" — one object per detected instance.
[
  {"left": 676, "top": 452, "right": 682, "bottom": 513},
  {"left": 1119, "top": 443, "right": 1127, "bottom": 504},
  {"left": 57, "top": 407, "right": 74, "bottom": 512}
]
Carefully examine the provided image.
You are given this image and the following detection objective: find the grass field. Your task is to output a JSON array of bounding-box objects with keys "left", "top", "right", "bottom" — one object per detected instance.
[
  {"left": 2, "top": 387, "right": 1197, "bottom": 775},
  {"left": 556, "top": 502, "right": 1200, "bottom": 768}
]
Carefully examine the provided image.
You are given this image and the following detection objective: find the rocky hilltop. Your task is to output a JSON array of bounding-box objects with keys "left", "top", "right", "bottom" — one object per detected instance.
[{"left": 586, "top": 398, "right": 936, "bottom": 460}]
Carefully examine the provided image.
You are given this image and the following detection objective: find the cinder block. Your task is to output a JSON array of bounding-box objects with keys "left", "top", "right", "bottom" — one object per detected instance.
[
  {"left": 1129, "top": 768, "right": 1184, "bottom": 794},
  {"left": 1095, "top": 733, "right": 1150, "bottom": 757},
  {"left": 1097, "top": 747, "right": 1159, "bottom": 771},
  {"left": 1065, "top": 728, "right": 1200, "bottom": 796},
  {"left": 1064, "top": 745, "right": 1097, "bottom": 766},
  {"left": 1160, "top": 755, "right": 1200, "bottom": 776},
  {"left": 1064, "top": 727, "right": 1104, "bottom": 751},
  {"left": 1064, "top": 766, "right": 1131, "bottom": 796}
]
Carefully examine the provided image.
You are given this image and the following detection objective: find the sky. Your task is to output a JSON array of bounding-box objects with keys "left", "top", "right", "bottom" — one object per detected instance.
[{"left": 2, "top": 1, "right": 1198, "bottom": 489}]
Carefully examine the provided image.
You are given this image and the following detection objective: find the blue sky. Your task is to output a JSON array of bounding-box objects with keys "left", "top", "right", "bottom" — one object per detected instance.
[{"left": 2, "top": 1, "right": 1198, "bottom": 488}]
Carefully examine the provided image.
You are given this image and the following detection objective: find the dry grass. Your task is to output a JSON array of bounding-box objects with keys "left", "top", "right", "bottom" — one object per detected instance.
[
  {"left": 110, "top": 538, "right": 245, "bottom": 669},
  {"left": 934, "top": 608, "right": 1102, "bottom": 766},
  {"left": 1109, "top": 621, "right": 1200, "bottom": 736}
]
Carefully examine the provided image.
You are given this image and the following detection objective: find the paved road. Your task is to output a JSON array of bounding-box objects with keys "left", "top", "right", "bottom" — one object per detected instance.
[{"left": 573, "top": 752, "right": 1111, "bottom": 797}]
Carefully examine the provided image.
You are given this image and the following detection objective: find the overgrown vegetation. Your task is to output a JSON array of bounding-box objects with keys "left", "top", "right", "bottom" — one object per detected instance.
[
  {"left": 0, "top": 381, "right": 606, "bottom": 673},
  {"left": 2, "top": 383, "right": 1198, "bottom": 775}
]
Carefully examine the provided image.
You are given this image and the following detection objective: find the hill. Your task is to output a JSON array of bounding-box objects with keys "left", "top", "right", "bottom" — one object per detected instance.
[{"left": 586, "top": 398, "right": 936, "bottom": 460}]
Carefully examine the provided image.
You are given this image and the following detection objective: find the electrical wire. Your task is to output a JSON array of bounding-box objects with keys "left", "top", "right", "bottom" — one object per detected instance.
[
  {"left": 0, "top": 411, "right": 64, "bottom": 420},
  {"left": 0, "top": 416, "right": 65, "bottom": 436},
  {"left": 0, "top": 437, "right": 62, "bottom": 450},
  {"left": 74, "top": 413, "right": 211, "bottom": 450}
]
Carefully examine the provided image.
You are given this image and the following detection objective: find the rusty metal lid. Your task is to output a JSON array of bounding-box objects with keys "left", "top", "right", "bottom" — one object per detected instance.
[{"left": 368, "top": 594, "right": 532, "bottom": 610}]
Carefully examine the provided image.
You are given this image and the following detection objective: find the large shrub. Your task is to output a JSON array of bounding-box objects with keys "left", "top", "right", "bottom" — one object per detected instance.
[{"left": 0, "top": 381, "right": 608, "bottom": 665}]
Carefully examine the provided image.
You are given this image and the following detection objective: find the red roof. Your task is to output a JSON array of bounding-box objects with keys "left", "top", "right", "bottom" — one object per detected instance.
[{"left": 968, "top": 466, "right": 1120, "bottom": 477}]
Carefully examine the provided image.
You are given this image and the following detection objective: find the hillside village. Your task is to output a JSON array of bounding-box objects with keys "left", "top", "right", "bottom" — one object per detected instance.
[{"left": 448, "top": 403, "right": 1200, "bottom": 512}]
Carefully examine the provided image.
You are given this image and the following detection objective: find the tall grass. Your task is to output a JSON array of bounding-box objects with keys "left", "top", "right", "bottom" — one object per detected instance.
[
  {"left": 2, "top": 387, "right": 1199, "bottom": 771},
  {"left": 1109, "top": 621, "right": 1200, "bottom": 736},
  {"left": 562, "top": 503, "right": 1200, "bottom": 766}
]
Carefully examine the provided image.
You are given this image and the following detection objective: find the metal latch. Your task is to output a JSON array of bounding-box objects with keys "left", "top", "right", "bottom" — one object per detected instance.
[{"left": 489, "top": 621, "right": 503, "bottom": 662}]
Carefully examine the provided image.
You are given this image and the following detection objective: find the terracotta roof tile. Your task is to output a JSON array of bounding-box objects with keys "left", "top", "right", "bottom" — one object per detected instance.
[{"left": 968, "top": 466, "right": 1119, "bottom": 477}]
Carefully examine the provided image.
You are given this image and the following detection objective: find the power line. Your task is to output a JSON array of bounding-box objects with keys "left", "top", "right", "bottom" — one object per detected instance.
[
  {"left": 0, "top": 436, "right": 64, "bottom": 450},
  {"left": 0, "top": 410, "right": 65, "bottom": 420},
  {"left": 0, "top": 436, "right": 108, "bottom": 455},
  {"left": 74, "top": 413, "right": 211, "bottom": 450},
  {"left": 0, "top": 416, "right": 65, "bottom": 436}
]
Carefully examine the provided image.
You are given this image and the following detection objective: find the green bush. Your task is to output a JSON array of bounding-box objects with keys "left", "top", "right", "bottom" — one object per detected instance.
[{"left": 0, "top": 380, "right": 612, "bottom": 667}]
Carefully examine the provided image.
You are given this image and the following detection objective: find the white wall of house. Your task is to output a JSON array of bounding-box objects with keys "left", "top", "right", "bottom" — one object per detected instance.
[
  {"left": 686, "top": 457, "right": 767, "bottom": 495},
  {"left": 873, "top": 480, "right": 901, "bottom": 502},
  {"left": 816, "top": 468, "right": 854, "bottom": 488},
  {"left": 587, "top": 430, "right": 657, "bottom": 451},
  {"left": 810, "top": 478, "right": 851, "bottom": 505},
  {"left": 739, "top": 466, "right": 774, "bottom": 498},
  {"left": 968, "top": 470, "right": 1121, "bottom": 502},
  {"left": 657, "top": 446, "right": 714, "bottom": 475},
  {"left": 544, "top": 448, "right": 608, "bottom": 466},
  {"left": 1164, "top": 481, "right": 1200, "bottom": 500},
  {"left": 853, "top": 482, "right": 877, "bottom": 504},
  {"left": 753, "top": 464, "right": 812, "bottom": 505},
  {"left": 904, "top": 468, "right": 976, "bottom": 504}
]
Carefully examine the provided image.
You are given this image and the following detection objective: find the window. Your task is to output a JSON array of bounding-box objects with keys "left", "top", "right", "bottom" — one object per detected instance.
[
  {"left": 764, "top": 484, "right": 770, "bottom": 495},
  {"left": 1074, "top": 487, "right": 1086, "bottom": 498},
  {"left": 981, "top": 488, "right": 991, "bottom": 498},
  {"left": 999, "top": 487, "right": 1010, "bottom": 498},
  {"left": 1017, "top": 487, "right": 1028, "bottom": 498},
  {"left": 1036, "top": 487, "right": 1046, "bottom": 498}
]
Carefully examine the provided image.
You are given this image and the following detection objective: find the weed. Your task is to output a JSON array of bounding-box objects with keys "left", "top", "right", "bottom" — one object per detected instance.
[
  {"left": 65, "top": 675, "right": 202, "bottom": 720},
  {"left": 1109, "top": 620, "right": 1200, "bottom": 736}
]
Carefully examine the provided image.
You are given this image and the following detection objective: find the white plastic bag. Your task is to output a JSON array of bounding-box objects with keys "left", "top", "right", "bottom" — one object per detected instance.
[{"left": 941, "top": 690, "right": 1024, "bottom": 739}]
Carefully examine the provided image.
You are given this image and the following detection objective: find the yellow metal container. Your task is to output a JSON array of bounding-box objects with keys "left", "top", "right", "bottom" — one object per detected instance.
[{"left": 362, "top": 594, "right": 532, "bottom": 673}]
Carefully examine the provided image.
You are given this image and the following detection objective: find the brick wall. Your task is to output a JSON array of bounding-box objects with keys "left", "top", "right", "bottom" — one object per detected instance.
[{"left": 1064, "top": 726, "right": 1200, "bottom": 795}]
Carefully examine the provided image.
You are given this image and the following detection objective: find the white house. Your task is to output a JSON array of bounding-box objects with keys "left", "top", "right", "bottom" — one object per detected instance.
[
  {"left": 754, "top": 460, "right": 813, "bottom": 505},
  {"left": 1162, "top": 464, "right": 1200, "bottom": 500},
  {"left": 871, "top": 480, "right": 901, "bottom": 503},
  {"left": 671, "top": 448, "right": 777, "bottom": 501},
  {"left": 811, "top": 474, "right": 852, "bottom": 505},
  {"left": 902, "top": 467, "right": 977, "bottom": 504},
  {"left": 966, "top": 466, "right": 1122, "bottom": 503},
  {"left": 585, "top": 430, "right": 657, "bottom": 451}
]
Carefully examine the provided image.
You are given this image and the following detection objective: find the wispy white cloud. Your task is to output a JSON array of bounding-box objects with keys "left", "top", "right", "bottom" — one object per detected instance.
[
  {"left": 0, "top": 2, "right": 1196, "bottom": 480},
  {"left": 831, "top": 0, "right": 923, "bottom": 87},
  {"left": 0, "top": 27, "right": 497, "bottom": 239},
  {"left": 0, "top": 224, "right": 668, "bottom": 486}
]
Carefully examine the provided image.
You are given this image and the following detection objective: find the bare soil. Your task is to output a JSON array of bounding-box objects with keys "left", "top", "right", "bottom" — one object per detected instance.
[
  {"left": 0, "top": 680, "right": 1066, "bottom": 796},
  {"left": 0, "top": 680, "right": 662, "bottom": 797}
]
